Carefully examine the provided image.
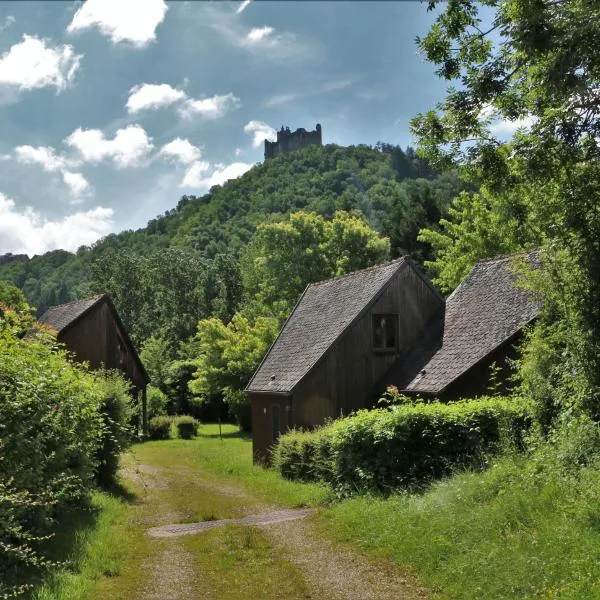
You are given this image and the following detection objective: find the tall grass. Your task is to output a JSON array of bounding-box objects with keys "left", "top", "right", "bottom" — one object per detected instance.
[
  {"left": 31, "top": 492, "right": 129, "bottom": 600},
  {"left": 318, "top": 451, "right": 600, "bottom": 599}
]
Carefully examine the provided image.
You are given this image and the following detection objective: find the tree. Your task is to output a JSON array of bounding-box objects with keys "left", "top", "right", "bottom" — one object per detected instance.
[
  {"left": 242, "top": 210, "right": 390, "bottom": 314},
  {"left": 412, "top": 0, "right": 600, "bottom": 417},
  {"left": 188, "top": 314, "right": 279, "bottom": 430}
]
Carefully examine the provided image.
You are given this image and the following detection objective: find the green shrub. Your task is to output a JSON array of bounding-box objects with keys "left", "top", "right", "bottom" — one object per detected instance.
[
  {"left": 273, "top": 396, "right": 533, "bottom": 494},
  {"left": 148, "top": 416, "right": 172, "bottom": 440},
  {"left": 147, "top": 384, "right": 169, "bottom": 419},
  {"left": 174, "top": 415, "right": 200, "bottom": 439},
  {"left": 94, "top": 371, "right": 135, "bottom": 488},
  {"left": 0, "top": 313, "right": 105, "bottom": 594}
]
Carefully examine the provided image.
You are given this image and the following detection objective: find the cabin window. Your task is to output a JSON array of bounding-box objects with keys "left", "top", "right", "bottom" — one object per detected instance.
[{"left": 372, "top": 314, "right": 398, "bottom": 351}]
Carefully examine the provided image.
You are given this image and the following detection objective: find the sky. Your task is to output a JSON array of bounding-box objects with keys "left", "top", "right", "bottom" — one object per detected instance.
[{"left": 0, "top": 0, "right": 501, "bottom": 257}]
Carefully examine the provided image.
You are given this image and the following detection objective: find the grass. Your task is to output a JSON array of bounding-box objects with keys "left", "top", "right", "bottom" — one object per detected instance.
[
  {"left": 192, "top": 423, "right": 331, "bottom": 507},
  {"left": 25, "top": 422, "right": 600, "bottom": 599},
  {"left": 31, "top": 492, "right": 130, "bottom": 600},
  {"left": 182, "top": 524, "right": 312, "bottom": 600},
  {"left": 317, "top": 452, "right": 600, "bottom": 599},
  {"left": 26, "top": 423, "right": 328, "bottom": 600}
]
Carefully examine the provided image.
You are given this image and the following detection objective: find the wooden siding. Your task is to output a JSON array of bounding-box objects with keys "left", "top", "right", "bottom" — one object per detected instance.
[
  {"left": 59, "top": 300, "right": 146, "bottom": 394},
  {"left": 291, "top": 262, "right": 443, "bottom": 428},
  {"left": 251, "top": 394, "right": 292, "bottom": 464}
]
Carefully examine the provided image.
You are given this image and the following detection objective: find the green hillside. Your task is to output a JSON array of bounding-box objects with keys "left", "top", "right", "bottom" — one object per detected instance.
[{"left": 0, "top": 143, "right": 464, "bottom": 320}]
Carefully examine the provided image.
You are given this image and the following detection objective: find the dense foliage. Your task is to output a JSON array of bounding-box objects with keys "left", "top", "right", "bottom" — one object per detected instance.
[
  {"left": 0, "top": 307, "right": 133, "bottom": 596},
  {"left": 0, "top": 143, "right": 460, "bottom": 322},
  {"left": 273, "top": 395, "right": 532, "bottom": 494},
  {"left": 412, "top": 0, "right": 600, "bottom": 421},
  {"left": 0, "top": 143, "right": 464, "bottom": 428}
]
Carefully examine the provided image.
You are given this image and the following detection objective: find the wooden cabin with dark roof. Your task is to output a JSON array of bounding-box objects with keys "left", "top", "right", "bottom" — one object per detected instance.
[
  {"left": 394, "top": 252, "right": 540, "bottom": 399},
  {"left": 246, "top": 258, "right": 445, "bottom": 463},
  {"left": 247, "top": 252, "right": 541, "bottom": 463},
  {"left": 39, "top": 294, "right": 149, "bottom": 430}
]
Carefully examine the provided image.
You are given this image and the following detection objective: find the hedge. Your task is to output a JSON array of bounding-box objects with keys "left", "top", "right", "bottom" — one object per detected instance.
[
  {"left": 273, "top": 396, "right": 533, "bottom": 494},
  {"left": 0, "top": 308, "right": 134, "bottom": 596}
]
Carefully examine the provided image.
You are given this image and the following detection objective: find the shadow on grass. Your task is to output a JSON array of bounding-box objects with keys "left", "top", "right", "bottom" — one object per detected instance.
[
  {"left": 14, "top": 479, "right": 136, "bottom": 598},
  {"left": 199, "top": 430, "right": 251, "bottom": 440},
  {"left": 9, "top": 500, "right": 102, "bottom": 598},
  {"left": 103, "top": 479, "right": 137, "bottom": 503}
]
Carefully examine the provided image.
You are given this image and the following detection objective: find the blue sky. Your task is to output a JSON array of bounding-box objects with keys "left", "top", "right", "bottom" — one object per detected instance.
[{"left": 0, "top": 0, "right": 467, "bottom": 256}]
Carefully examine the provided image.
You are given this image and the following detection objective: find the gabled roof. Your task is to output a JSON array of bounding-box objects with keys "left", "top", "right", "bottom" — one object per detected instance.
[
  {"left": 247, "top": 258, "right": 408, "bottom": 394},
  {"left": 401, "top": 251, "right": 541, "bottom": 395},
  {"left": 39, "top": 295, "right": 104, "bottom": 333},
  {"left": 39, "top": 294, "right": 149, "bottom": 384}
]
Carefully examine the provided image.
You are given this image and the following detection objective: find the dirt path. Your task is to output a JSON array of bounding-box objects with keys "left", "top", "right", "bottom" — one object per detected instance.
[{"left": 106, "top": 442, "right": 427, "bottom": 600}]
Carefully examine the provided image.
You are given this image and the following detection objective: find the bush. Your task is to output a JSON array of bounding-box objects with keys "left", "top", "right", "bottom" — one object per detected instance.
[
  {"left": 273, "top": 396, "right": 533, "bottom": 494},
  {"left": 148, "top": 416, "right": 172, "bottom": 440},
  {"left": 95, "top": 371, "right": 135, "bottom": 487},
  {"left": 147, "top": 385, "right": 169, "bottom": 419},
  {"left": 174, "top": 415, "right": 200, "bottom": 439},
  {"left": 0, "top": 314, "right": 105, "bottom": 594}
]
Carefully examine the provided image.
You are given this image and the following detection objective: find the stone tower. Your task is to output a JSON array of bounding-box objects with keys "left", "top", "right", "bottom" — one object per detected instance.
[{"left": 264, "top": 124, "right": 322, "bottom": 160}]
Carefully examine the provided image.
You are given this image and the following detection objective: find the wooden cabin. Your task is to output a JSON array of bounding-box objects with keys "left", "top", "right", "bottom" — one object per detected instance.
[
  {"left": 39, "top": 294, "right": 149, "bottom": 430},
  {"left": 246, "top": 258, "right": 444, "bottom": 463},
  {"left": 393, "top": 252, "right": 540, "bottom": 400},
  {"left": 247, "top": 253, "right": 540, "bottom": 464}
]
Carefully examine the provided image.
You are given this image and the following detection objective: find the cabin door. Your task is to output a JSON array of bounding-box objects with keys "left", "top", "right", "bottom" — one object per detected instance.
[{"left": 271, "top": 404, "right": 281, "bottom": 442}]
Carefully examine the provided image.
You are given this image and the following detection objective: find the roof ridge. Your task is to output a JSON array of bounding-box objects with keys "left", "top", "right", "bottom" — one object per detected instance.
[
  {"left": 45, "top": 294, "right": 104, "bottom": 311},
  {"left": 475, "top": 247, "right": 541, "bottom": 265},
  {"left": 309, "top": 257, "right": 406, "bottom": 288}
]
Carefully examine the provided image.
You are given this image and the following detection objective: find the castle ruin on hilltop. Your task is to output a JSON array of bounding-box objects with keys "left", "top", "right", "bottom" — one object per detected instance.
[{"left": 264, "top": 124, "right": 322, "bottom": 160}]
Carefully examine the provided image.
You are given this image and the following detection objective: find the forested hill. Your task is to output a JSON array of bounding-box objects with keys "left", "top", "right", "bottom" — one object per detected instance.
[{"left": 0, "top": 143, "right": 464, "bottom": 325}]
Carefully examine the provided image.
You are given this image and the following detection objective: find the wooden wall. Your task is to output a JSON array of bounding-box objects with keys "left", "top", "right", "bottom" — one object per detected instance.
[
  {"left": 59, "top": 300, "right": 146, "bottom": 394},
  {"left": 291, "top": 262, "right": 444, "bottom": 429},
  {"left": 250, "top": 393, "right": 291, "bottom": 464}
]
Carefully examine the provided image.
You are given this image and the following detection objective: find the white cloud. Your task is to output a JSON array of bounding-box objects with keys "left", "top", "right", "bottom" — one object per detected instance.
[
  {"left": 234, "top": 147, "right": 243, "bottom": 157},
  {"left": 14, "top": 145, "right": 69, "bottom": 172},
  {"left": 14, "top": 146, "right": 89, "bottom": 201},
  {"left": 236, "top": 0, "right": 252, "bottom": 14},
  {"left": 181, "top": 160, "right": 211, "bottom": 187},
  {"left": 478, "top": 104, "right": 535, "bottom": 135},
  {"left": 179, "top": 93, "right": 241, "bottom": 119},
  {"left": 181, "top": 161, "right": 253, "bottom": 189},
  {"left": 65, "top": 124, "right": 153, "bottom": 168},
  {"left": 490, "top": 115, "right": 536, "bottom": 135},
  {"left": 62, "top": 171, "right": 91, "bottom": 201},
  {"left": 205, "top": 4, "right": 318, "bottom": 63},
  {"left": 126, "top": 83, "right": 186, "bottom": 113},
  {"left": 264, "top": 79, "right": 353, "bottom": 108},
  {"left": 159, "top": 138, "right": 201, "bottom": 165},
  {"left": 67, "top": 0, "right": 168, "bottom": 47},
  {"left": 243, "top": 120, "right": 276, "bottom": 148},
  {"left": 246, "top": 26, "right": 274, "bottom": 44},
  {"left": 0, "top": 15, "right": 15, "bottom": 33},
  {"left": 0, "top": 192, "right": 113, "bottom": 255},
  {"left": 0, "top": 35, "right": 81, "bottom": 91}
]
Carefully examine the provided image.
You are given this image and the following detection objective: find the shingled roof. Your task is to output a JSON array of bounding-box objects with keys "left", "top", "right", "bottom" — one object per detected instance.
[
  {"left": 247, "top": 258, "right": 408, "bottom": 394},
  {"left": 401, "top": 252, "right": 541, "bottom": 395},
  {"left": 39, "top": 295, "right": 104, "bottom": 333}
]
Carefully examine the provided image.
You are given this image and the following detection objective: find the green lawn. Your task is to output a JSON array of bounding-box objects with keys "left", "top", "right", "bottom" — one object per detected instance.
[{"left": 26, "top": 424, "right": 600, "bottom": 600}]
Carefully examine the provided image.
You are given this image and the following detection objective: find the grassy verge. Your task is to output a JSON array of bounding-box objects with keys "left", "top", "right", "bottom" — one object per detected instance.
[
  {"left": 317, "top": 453, "right": 600, "bottom": 599},
  {"left": 31, "top": 491, "right": 130, "bottom": 600}
]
